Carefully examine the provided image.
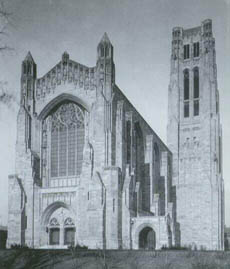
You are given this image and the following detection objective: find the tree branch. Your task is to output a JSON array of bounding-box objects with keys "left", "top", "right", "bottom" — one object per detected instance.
[{"left": 0, "top": 1, "right": 13, "bottom": 52}]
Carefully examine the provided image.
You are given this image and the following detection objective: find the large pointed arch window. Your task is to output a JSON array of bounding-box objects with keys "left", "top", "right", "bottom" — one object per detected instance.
[
  {"left": 183, "top": 69, "right": 190, "bottom": 118},
  {"left": 42, "top": 102, "right": 85, "bottom": 181},
  {"left": 193, "top": 67, "right": 199, "bottom": 116}
]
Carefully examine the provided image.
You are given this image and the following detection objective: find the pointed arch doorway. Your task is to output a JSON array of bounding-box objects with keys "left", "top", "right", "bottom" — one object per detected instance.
[
  {"left": 139, "top": 227, "right": 156, "bottom": 250},
  {"left": 47, "top": 207, "right": 76, "bottom": 247},
  {"left": 41, "top": 202, "right": 76, "bottom": 248}
]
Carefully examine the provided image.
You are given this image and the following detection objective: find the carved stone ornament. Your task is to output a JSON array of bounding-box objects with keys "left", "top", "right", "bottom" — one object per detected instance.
[
  {"left": 49, "top": 217, "right": 60, "bottom": 226},
  {"left": 50, "top": 102, "right": 84, "bottom": 131},
  {"left": 64, "top": 217, "right": 75, "bottom": 226}
]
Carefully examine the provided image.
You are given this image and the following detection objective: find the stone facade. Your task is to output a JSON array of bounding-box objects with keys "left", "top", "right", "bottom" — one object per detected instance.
[
  {"left": 167, "top": 19, "right": 224, "bottom": 250},
  {"left": 7, "top": 33, "right": 175, "bottom": 249},
  {"left": 7, "top": 20, "right": 224, "bottom": 250}
]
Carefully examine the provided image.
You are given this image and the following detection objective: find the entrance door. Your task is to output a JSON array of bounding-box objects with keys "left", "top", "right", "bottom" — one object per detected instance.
[
  {"left": 50, "top": 228, "right": 60, "bottom": 245},
  {"left": 139, "top": 227, "right": 156, "bottom": 250},
  {"left": 64, "top": 228, "right": 75, "bottom": 245}
]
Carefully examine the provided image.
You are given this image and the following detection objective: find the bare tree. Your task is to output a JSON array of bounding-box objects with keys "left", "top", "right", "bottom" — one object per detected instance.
[
  {"left": 0, "top": 0, "right": 12, "bottom": 52},
  {"left": 0, "top": 1, "right": 16, "bottom": 108}
]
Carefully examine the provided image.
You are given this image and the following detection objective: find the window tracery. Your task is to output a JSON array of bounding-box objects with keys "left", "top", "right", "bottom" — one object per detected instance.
[
  {"left": 49, "top": 218, "right": 60, "bottom": 227},
  {"left": 64, "top": 217, "right": 75, "bottom": 226},
  {"left": 42, "top": 102, "right": 85, "bottom": 184}
]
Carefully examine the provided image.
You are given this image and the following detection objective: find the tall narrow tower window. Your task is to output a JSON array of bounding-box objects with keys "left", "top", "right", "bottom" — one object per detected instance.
[
  {"left": 216, "top": 100, "right": 219, "bottom": 114},
  {"left": 184, "top": 102, "right": 189, "bottom": 118},
  {"left": 100, "top": 46, "right": 104, "bottom": 57},
  {"left": 126, "top": 120, "right": 131, "bottom": 164},
  {"left": 27, "top": 64, "right": 31, "bottom": 75},
  {"left": 154, "top": 143, "right": 160, "bottom": 166},
  {"left": 23, "top": 63, "right": 27, "bottom": 74},
  {"left": 193, "top": 67, "right": 199, "bottom": 116},
  {"left": 194, "top": 100, "right": 199, "bottom": 116},
  {"left": 193, "top": 42, "right": 200, "bottom": 57},
  {"left": 105, "top": 45, "right": 109, "bottom": 57},
  {"left": 184, "top": 69, "right": 190, "bottom": 118},
  {"left": 184, "top": 69, "right": 189, "bottom": 100},
  {"left": 184, "top": 44, "right": 190, "bottom": 59},
  {"left": 219, "top": 136, "right": 222, "bottom": 173}
]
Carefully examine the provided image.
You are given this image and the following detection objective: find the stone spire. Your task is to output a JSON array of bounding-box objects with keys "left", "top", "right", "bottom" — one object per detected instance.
[{"left": 24, "top": 51, "right": 35, "bottom": 63}]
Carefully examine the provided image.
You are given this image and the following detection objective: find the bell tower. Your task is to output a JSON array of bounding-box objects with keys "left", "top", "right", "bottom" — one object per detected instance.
[{"left": 167, "top": 19, "right": 224, "bottom": 250}]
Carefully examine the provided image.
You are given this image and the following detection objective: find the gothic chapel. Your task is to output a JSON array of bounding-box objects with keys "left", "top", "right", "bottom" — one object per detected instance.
[{"left": 7, "top": 19, "right": 224, "bottom": 250}]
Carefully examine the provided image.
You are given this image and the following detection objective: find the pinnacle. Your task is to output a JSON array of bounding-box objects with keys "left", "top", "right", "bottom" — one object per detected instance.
[
  {"left": 100, "top": 32, "right": 111, "bottom": 44},
  {"left": 24, "top": 51, "right": 34, "bottom": 62}
]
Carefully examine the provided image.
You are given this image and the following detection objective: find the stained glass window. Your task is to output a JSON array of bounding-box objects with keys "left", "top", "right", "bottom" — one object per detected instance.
[
  {"left": 46, "top": 102, "right": 85, "bottom": 178},
  {"left": 76, "top": 127, "right": 84, "bottom": 175},
  {"left": 68, "top": 125, "right": 76, "bottom": 176},
  {"left": 51, "top": 128, "right": 58, "bottom": 177},
  {"left": 59, "top": 124, "right": 67, "bottom": 176}
]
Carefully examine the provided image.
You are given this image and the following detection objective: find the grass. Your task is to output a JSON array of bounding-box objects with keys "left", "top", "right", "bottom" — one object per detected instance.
[{"left": 0, "top": 249, "right": 230, "bottom": 268}]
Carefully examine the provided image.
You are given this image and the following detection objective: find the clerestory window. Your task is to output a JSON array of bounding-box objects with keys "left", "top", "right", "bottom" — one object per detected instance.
[
  {"left": 193, "top": 42, "right": 200, "bottom": 57},
  {"left": 184, "top": 44, "right": 190, "bottom": 59}
]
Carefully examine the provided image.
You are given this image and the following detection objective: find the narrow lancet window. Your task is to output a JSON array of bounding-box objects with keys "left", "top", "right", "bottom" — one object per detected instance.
[
  {"left": 100, "top": 45, "right": 104, "bottom": 57},
  {"left": 193, "top": 42, "right": 200, "bottom": 57},
  {"left": 184, "top": 69, "right": 189, "bottom": 101},
  {"left": 193, "top": 67, "right": 199, "bottom": 99},
  {"left": 193, "top": 67, "right": 199, "bottom": 116},
  {"left": 184, "top": 44, "right": 190, "bottom": 59},
  {"left": 184, "top": 69, "right": 190, "bottom": 118},
  {"left": 126, "top": 121, "right": 131, "bottom": 164}
]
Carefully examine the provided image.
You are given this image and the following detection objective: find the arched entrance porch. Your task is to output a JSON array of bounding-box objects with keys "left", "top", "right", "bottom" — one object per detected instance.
[
  {"left": 139, "top": 226, "right": 156, "bottom": 250},
  {"left": 41, "top": 201, "right": 76, "bottom": 248}
]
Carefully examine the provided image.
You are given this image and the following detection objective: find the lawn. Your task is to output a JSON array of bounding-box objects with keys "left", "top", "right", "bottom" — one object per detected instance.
[{"left": 0, "top": 249, "right": 230, "bottom": 268}]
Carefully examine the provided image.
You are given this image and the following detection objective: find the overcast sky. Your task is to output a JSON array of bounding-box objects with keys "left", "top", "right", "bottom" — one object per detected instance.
[{"left": 0, "top": 0, "right": 229, "bottom": 226}]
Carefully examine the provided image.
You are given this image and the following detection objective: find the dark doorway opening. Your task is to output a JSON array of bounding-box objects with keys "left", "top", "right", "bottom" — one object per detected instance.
[
  {"left": 64, "top": 228, "right": 75, "bottom": 245},
  {"left": 50, "top": 228, "right": 60, "bottom": 245},
  {"left": 139, "top": 227, "right": 156, "bottom": 250}
]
